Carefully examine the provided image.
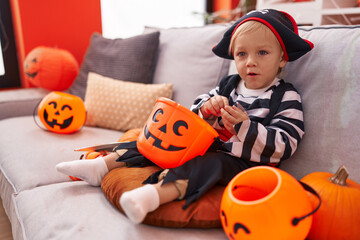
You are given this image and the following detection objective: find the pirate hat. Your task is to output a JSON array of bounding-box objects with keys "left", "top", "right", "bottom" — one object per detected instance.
[{"left": 212, "top": 9, "right": 314, "bottom": 61}]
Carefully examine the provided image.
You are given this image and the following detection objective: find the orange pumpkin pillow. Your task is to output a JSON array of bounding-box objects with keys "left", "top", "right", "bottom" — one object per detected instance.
[
  {"left": 101, "top": 166, "right": 224, "bottom": 228},
  {"left": 116, "top": 128, "right": 142, "bottom": 142},
  {"left": 101, "top": 129, "right": 224, "bottom": 228}
]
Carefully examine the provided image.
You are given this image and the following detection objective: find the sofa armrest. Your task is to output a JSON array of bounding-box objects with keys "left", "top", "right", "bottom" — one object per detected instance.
[{"left": 0, "top": 88, "right": 50, "bottom": 120}]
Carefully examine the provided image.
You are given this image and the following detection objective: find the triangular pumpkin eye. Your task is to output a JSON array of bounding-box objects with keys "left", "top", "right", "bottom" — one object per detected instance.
[{"left": 159, "top": 124, "right": 166, "bottom": 133}]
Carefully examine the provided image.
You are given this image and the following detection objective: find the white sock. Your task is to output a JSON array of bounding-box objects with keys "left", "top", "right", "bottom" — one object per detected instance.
[
  {"left": 120, "top": 184, "right": 160, "bottom": 224},
  {"left": 56, "top": 157, "right": 108, "bottom": 186}
]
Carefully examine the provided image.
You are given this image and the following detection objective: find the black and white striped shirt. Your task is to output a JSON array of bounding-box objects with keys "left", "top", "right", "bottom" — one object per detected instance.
[{"left": 190, "top": 76, "right": 304, "bottom": 164}]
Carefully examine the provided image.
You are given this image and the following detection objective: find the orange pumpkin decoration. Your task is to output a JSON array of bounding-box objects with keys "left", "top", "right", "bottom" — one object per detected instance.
[
  {"left": 69, "top": 175, "right": 81, "bottom": 181},
  {"left": 24, "top": 46, "right": 79, "bottom": 90},
  {"left": 118, "top": 128, "right": 142, "bottom": 142},
  {"left": 85, "top": 151, "right": 103, "bottom": 159},
  {"left": 38, "top": 91, "right": 86, "bottom": 134},
  {"left": 220, "top": 166, "right": 314, "bottom": 240},
  {"left": 137, "top": 97, "right": 219, "bottom": 169},
  {"left": 301, "top": 166, "right": 360, "bottom": 240}
]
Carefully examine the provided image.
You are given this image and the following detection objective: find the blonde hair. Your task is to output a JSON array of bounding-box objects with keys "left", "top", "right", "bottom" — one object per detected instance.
[
  {"left": 229, "top": 21, "right": 285, "bottom": 74},
  {"left": 229, "top": 21, "right": 278, "bottom": 56}
]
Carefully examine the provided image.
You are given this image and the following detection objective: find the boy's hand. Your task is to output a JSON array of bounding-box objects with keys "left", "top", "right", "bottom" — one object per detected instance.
[
  {"left": 221, "top": 105, "right": 248, "bottom": 135},
  {"left": 200, "top": 96, "right": 229, "bottom": 119}
]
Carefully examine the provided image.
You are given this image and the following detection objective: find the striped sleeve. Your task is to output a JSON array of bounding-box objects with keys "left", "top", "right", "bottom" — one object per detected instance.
[
  {"left": 190, "top": 75, "right": 238, "bottom": 113},
  {"left": 190, "top": 87, "right": 219, "bottom": 114},
  {"left": 224, "top": 84, "right": 304, "bottom": 164}
]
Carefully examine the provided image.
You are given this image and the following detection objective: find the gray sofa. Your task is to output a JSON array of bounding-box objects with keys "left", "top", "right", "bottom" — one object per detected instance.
[{"left": 0, "top": 23, "right": 359, "bottom": 240}]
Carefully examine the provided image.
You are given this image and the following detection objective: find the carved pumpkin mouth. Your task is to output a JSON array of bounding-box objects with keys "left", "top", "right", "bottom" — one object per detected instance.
[
  {"left": 25, "top": 71, "right": 38, "bottom": 78},
  {"left": 144, "top": 125, "right": 186, "bottom": 151},
  {"left": 44, "top": 109, "right": 73, "bottom": 129}
]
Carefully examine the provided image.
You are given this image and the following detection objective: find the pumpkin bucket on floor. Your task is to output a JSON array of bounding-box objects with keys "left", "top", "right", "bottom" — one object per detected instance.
[
  {"left": 136, "top": 97, "right": 219, "bottom": 169},
  {"left": 220, "top": 166, "right": 320, "bottom": 240}
]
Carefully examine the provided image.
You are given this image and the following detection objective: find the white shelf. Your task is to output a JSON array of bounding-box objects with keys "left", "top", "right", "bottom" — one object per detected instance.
[
  {"left": 256, "top": 0, "right": 360, "bottom": 25},
  {"left": 322, "top": 7, "right": 360, "bottom": 15},
  {"left": 256, "top": 0, "right": 323, "bottom": 12}
]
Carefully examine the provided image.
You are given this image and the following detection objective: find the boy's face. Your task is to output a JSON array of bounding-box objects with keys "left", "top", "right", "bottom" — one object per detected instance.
[{"left": 233, "top": 26, "right": 287, "bottom": 89}]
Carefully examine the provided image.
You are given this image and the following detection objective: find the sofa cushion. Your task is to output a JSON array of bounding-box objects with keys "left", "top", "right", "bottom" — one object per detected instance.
[
  {"left": 13, "top": 181, "right": 226, "bottom": 239},
  {"left": 147, "top": 24, "right": 232, "bottom": 108},
  {"left": 69, "top": 32, "right": 160, "bottom": 99},
  {"left": 0, "top": 88, "right": 50, "bottom": 120},
  {"left": 275, "top": 25, "right": 360, "bottom": 182},
  {"left": 0, "top": 116, "right": 122, "bottom": 192},
  {"left": 84, "top": 72, "right": 173, "bottom": 131}
]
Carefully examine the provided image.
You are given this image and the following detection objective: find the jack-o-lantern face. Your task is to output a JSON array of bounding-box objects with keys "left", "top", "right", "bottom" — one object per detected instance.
[
  {"left": 38, "top": 92, "right": 86, "bottom": 134},
  {"left": 43, "top": 101, "right": 74, "bottom": 129},
  {"left": 144, "top": 108, "right": 188, "bottom": 152},
  {"left": 220, "top": 166, "right": 314, "bottom": 240},
  {"left": 221, "top": 210, "right": 250, "bottom": 240},
  {"left": 24, "top": 56, "right": 39, "bottom": 79},
  {"left": 24, "top": 47, "right": 79, "bottom": 91},
  {"left": 137, "top": 97, "right": 218, "bottom": 169}
]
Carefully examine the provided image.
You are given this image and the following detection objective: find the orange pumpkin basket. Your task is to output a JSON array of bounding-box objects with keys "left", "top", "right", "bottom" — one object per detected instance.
[
  {"left": 37, "top": 91, "right": 86, "bottom": 134},
  {"left": 220, "top": 166, "right": 316, "bottom": 240},
  {"left": 137, "top": 97, "right": 219, "bottom": 169}
]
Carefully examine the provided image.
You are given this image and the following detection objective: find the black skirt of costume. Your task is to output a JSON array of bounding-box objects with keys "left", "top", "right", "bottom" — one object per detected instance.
[{"left": 114, "top": 140, "right": 264, "bottom": 209}]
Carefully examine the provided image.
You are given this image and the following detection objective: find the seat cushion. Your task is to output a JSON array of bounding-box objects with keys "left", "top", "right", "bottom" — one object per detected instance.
[
  {"left": 101, "top": 166, "right": 225, "bottom": 228},
  {"left": 13, "top": 181, "right": 226, "bottom": 239},
  {"left": 0, "top": 116, "right": 122, "bottom": 193}
]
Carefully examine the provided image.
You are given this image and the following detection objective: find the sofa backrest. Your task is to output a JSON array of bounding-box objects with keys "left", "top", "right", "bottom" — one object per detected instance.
[
  {"left": 278, "top": 25, "right": 360, "bottom": 181},
  {"left": 148, "top": 24, "right": 232, "bottom": 108}
]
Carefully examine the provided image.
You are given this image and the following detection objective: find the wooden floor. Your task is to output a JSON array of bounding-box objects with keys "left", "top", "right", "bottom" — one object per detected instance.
[{"left": 0, "top": 198, "right": 13, "bottom": 240}]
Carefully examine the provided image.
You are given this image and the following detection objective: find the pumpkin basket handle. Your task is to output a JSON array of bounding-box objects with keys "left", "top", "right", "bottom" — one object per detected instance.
[
  {"left": 292, "top": 181, "right": 322, "bottom": 226},
  {"left": 33, "top": 98, "right": 49, "bottom": 132}
]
